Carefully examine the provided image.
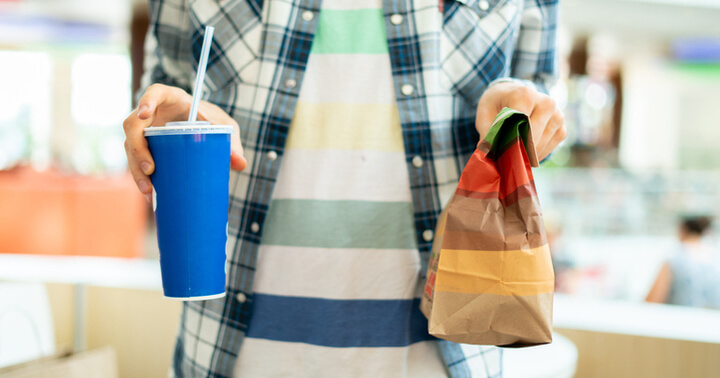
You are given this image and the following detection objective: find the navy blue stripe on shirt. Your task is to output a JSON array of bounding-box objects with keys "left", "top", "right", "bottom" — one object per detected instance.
[{"left": 245, "top": 294, "right": 434, "bottom": 347}]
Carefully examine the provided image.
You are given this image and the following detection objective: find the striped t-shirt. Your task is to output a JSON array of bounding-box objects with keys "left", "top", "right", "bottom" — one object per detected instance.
[{"left": 233, "top": 0, "right": 447, "bottom": 376}]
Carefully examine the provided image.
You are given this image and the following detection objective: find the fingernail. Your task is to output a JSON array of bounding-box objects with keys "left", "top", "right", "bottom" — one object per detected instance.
[
  {"left": 141, "top": 162, "right": 152, "bottom": 175},
  {"left": 138, "top": 180, "right": 150, "bottom": 193},
  {"left": 138, "top": 105, "right": 149, "bottom": 116},
  {"left": 145, "top": 194, "right": 152, "bottom": 204}
]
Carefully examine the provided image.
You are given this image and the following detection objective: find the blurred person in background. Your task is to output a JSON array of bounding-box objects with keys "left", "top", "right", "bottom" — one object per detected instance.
[
  {"left": 123, "top": 0, "right": 567, "bottom": 376},
  {"left": 646, "top": 216, "right": 720, "bottom": 309}
]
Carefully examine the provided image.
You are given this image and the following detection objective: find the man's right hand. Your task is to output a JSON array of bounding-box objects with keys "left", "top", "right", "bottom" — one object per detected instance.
[{"left": 123, "top": 84, "right": 247, "bottom": 203}]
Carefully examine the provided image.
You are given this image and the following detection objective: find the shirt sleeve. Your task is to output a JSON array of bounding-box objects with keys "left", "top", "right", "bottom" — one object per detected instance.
[
  {"left": 140, "top": 0, "right": 195, "bottom": 97},
  {"left": 504, "top": 0, "right": 560, "bottom": 94}
]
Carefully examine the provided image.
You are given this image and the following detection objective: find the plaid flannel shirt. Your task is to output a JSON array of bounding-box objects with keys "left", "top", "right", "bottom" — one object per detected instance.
[{"left": 142, "top": 0, "right": 558, "bottom": 376}]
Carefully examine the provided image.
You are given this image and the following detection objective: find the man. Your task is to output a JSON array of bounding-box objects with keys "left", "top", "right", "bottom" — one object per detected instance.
[{"left": 124, "top": 0, "right": 565, "bottom": 376}]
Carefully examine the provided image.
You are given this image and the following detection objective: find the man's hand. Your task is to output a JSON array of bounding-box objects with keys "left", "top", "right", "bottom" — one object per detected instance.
[
  {"left": 475, "top": 81, "right": 566, "bottom": 161},
  {"left": 123, "top": 83, "right": 247, "bottom": 203}
]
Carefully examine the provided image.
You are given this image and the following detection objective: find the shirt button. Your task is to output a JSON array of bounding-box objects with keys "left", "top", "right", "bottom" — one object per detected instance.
[
  {"left": 390, "top": 14, "right": 403, "bottom": 25},
  {"left": 236, "top": 292, "right": 247, "bottom": 303},
  {"left": 285, "top": 78, "right": 297, "bottom": 89},
  {"left": 423, "top": 229, "right": 434, "bottom": 242},
  {"left": 250, "top": 222, "right": 260, "bottom": 233},
  {"left": 267, "top": 150, "right": 278, "bottom": 161},
  {"left": 412, "top": 155, "right": 423, "bottom": 168},
  {"left": 478, "top": 0, "right": 490, "bottom": 11},
  {"left": 401, "top": 84, "right": 414, "bottom": 96},
  {"left": 302, "top": 11, "right": 314, "bottom": 21}
]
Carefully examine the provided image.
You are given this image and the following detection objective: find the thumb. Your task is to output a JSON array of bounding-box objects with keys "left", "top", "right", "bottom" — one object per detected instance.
[
  {"left": 475, "top": 106, "right": 497, "bottom": 140},
  {"left": 136, "top": 84, "right": 189, "bottom": 123}
]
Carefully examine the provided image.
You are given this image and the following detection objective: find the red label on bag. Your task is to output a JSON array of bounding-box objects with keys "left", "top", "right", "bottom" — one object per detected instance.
[{"left": 424, "top": 271, "right": 436, "bottom": 298}]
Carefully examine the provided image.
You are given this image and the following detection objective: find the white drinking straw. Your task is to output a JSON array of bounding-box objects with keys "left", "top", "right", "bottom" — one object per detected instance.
[{"left": 188, "top": 26, "right": 215, "bottom": 122}]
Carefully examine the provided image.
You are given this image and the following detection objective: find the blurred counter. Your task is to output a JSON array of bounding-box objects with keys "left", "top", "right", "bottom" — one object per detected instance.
[
  {"left": 554, "top": 294, "right": 720, "bottom": 378},
  {"left": 0, "top": 167, "right": 146, "bottom": 258},
  {"left": 554, "top": 293, "right": 720, "bottom": 344},
  {"left": 0, "top": 254, "right": 161, "bottom": 290},
  {"left": 2, "top": 253, "right": 719, "bottom": 345},
  {"left": 2, "top": 254, "right": 720, "bottom": 377}
]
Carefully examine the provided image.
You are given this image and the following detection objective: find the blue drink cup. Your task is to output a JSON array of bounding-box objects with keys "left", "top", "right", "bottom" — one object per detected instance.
[{"left": 144, "top": 121, "right": 233, "bottom": 300}]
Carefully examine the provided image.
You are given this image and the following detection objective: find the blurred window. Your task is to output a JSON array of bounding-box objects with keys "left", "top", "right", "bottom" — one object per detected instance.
[
  {"left": 0, "top": 51, "right": 51, "bottom": 170},
  {"left": 70, "top": 53, "right": 131, "bottom": 173}
]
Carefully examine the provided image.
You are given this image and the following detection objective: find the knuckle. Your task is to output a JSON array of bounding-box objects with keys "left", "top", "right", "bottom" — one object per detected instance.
[
  {"left": 166, "top": 85, "right": 188, "bottom": 103},
  {"left": 122, "top": 117, "right": 132, "bottom": 131},
  {"left": 542, "top": 95, "right": 556, "bottom": 109},
  {"left": 558, "top": 125, "right": 568, "bottom": 140},
  {"left": 172, "top": 85, "right": 189, "bottom": 96},
  {"left": 509, "top": 88, "right": 534, "bottom": 108},
  {"left": 508, "top": 88, "right": 523, "bottom": 101},
  {"left": 515, "top": 85, "right": 533, "bottom": 98},
  {"left": 509, "top": 95, "right": 531, "bottom": 110},
  {"left": 143, "top": 83, "right": 167, "bottom": 101}
]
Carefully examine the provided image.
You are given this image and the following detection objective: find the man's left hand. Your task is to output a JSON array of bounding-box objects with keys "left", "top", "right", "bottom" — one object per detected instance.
[{"left": 475, "top": 81, "right": 566, "bottom": 161}]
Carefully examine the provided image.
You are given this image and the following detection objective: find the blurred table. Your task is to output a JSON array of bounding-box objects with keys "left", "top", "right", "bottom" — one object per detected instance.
[
  {"left": 0, "top": 254, "right": 162, "bottom": 353},
  {"left": 0, "top": 254, "right": 161, "bottom": 290}
]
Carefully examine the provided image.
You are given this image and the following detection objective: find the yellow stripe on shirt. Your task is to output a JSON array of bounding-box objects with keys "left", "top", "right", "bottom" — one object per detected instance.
[{"left": 286, "top": 102, "right": 403, "bottom": 151}]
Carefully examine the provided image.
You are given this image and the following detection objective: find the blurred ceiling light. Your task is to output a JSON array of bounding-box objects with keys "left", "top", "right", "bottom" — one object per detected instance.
[{"left": 585, "top": 83, "right": 609, "bottom": 110}]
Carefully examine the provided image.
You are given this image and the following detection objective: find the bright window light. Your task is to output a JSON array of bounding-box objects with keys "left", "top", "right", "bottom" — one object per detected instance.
[
  {"left": 71, "top": 53, "right": 131, "bottom": 127},
  {"left": 0, "top": 51, "right": 52, "bottom": 170}
]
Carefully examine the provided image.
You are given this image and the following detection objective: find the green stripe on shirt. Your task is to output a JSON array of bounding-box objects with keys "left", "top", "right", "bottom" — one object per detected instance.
[
  {"left": 310, "top": 9, "right": 388, "bottom": 54},
  {"left": 261, "top": 199, "right": 416, "bottom": 249}
]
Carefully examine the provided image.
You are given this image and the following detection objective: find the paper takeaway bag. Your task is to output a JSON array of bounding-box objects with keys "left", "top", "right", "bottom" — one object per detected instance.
[{"left": 420, "top": 108, "right": 554, "bottom": 347}]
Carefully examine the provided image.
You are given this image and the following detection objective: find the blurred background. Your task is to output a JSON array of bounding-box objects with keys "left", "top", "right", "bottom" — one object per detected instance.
[{"left": 0, "top": 0, "right": 719, "bottom": 377}]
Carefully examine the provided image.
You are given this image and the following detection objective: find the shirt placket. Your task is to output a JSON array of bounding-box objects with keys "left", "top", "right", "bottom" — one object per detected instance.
[
  {"left": 383, "top": 0, "right": 441, "bottom": 267},
  {"left": 215, "top": 0, "right": 323, "bottom": 374}
]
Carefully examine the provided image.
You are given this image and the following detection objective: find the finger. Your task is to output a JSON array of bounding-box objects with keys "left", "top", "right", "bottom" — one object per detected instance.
[
  {"left": 536, "top": 108, "right": 564, "bottom": 149},
  {"left": 504, "top": 88, "right": 539, "bottom": 147},
  {"left": 123, "top": 109, "right": 156, "bottom": 198},
  {"left": 538, "top": 125, "right": 567, "bottom": 162},
  {"left": 536, "top": 110, "right": 566, "bottom": 160},
  {"left": 475, "top": 106, "right": 495, "bottom": 139},
  {"left": 231, "top": 151, "right": 248, "bottom": 171},
  {"left": 137, "top": 84, "right": 186, "bottom": 121},
  {"left": 124, "top": 141, "right": 154, "bottom": 203},
  {"left": 229, "top": 124, "right": 247, "bottom": 171},
  {"left": 505, "top": 86, "right": 537, "bottom": 116},
  {"left": 476, "top": 82, "right": 531, "bottom": 139},
  {"left": 528, "top": 95, "right": 556, "bottom": 144}
]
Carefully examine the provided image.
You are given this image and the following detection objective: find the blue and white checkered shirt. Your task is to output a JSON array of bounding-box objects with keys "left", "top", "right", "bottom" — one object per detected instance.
[{"left": 142, "top": 0, "right": 558, "bottom": 376}]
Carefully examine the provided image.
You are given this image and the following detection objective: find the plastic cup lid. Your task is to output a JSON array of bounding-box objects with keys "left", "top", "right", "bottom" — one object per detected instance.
[{"left": 144, "top": 121, "right": 234, "bottom": 136}]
